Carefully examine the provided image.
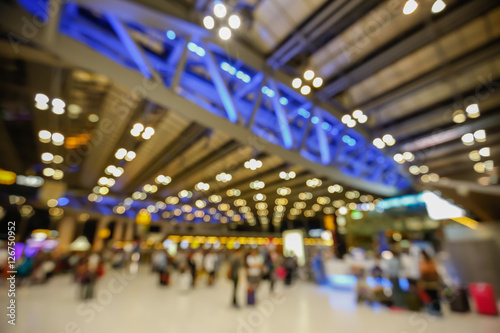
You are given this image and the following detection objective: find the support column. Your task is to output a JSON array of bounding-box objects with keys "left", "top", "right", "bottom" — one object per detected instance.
[
  {"left": 57, "top": 215, "right": 77, "bottom": 253},
  {"left": 93, "top": 216, "right": 111, "bottom": 252},
  {"left": 112, "top": 220, "right": 124, "bottom": 242},
  {"left": 124, "top": 220, "right": 135, "bottom": 242}
]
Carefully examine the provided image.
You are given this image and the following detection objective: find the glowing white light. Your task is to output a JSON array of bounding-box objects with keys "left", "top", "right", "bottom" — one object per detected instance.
[
  {"left": 203, "top": 16, "right": 215, "bottom": 29},
  {"left": 300, "top": 85, "right": 311, "bottom": 95},
  {"left": 394, "top": 153, "right": 404, "bottom": 163},
  {"left": 357, "top": 114, "right": 368, "bottom": 123},
  {"left": 347, "top": 119, "right": 356, "bottom": 128},
  {"left": 52, "top": 98, "right": 65, "bottom": 109},
  {"left": 228, "top": 14, "right": 241, "bottom": 29},
  {"left": 403, "top": 0, "right": 418, "bottom": 15},
  {"left": 39, "top": 130, "right": 51, "bottom": 143},
  {"left": 422, "top": 191, "right": 465, "bottom": 220},
  {"left": 51, "top": 133, "right": 64, "bottom": 145},
  {"left": 479, "top": 147, "right": 490, "bottom": 157},
  {"left": 465, "top": 104, "right": 479, "bottom": 115},
  {"left": 304, "top": 70, "right": 315, "bottom": 81},
  {"left": 373, "top": 138, "right": 385, "bottom": 149},
  {"left": 431, "top": 0, "right": 446, "bottom": 14},
  {"left": 35, "top": 93, "right": 49, "bottom": 104},
  {"left": 341, "top": 114, "right": 351, "bottom": 124},
  {"left": 474, "top": 129, "right": 486, "bottom": 142},
  {"left": 41, "top": 152, "right": 54, "bottom": 162},
  {"left": 292, "top": 78, "right": 302, "bottom": 89},
  {"left": 461, "top": 133, "right": 474, "bottom": 145},
  {"left": 214, "top": 3, "right": 227, "bottom": 18},
  {"left": 219, "top": 26, "right": 231, "bottom": 40},
  {"left": 352, "top": 110, "right": 363, "bottom": 119},
  {"left": 312, "top": 77, "right": 323, "bottom": 88},
  {"left": 125, "top": 151, "right": 136, "bottom": 161},
  {"left": 115, "top": 148, "right": 127, "bottom": 159}
]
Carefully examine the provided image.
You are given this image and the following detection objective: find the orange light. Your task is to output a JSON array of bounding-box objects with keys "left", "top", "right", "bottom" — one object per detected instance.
[
  {"left": 0, "top": 169, "right": 16, "bottom": 185},
  {"left": 324, "top": 215, "right": 335, "bottom": 231},
  {"left": 65, "top": 133, "right": 90, "bottom": 149}
]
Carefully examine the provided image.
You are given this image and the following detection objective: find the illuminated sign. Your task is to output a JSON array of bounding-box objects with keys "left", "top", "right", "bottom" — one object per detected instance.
[
  {"left": 377, "top": 193, "right": 425, "bottom": 210},
  {"left": 283, "top": 230, "right": 305, "bottom": 266},
  {"left": 422, "top": 191, "right": 465, "bottom": 220},
  {"left": 323, "top": 215, "right": 335, "bottom": 231},
  {"left": 0, "top": 169, "right": 16, "bottom": 185}
]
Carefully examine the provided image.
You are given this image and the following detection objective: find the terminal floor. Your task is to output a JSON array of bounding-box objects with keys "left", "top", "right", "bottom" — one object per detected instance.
[{"left": 2, "top": 266, "right": 499, "bottom": 333}]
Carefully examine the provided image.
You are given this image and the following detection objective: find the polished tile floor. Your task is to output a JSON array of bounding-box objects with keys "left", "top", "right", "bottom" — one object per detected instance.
[{"left": 2, "top": 266, "right": 499, "bottom": 333}]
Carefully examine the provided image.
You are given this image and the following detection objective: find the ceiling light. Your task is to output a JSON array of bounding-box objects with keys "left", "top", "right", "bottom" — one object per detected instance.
[
  {"left": 105, "top": 165, "right": 116, "bottom": 175},
  {"left": 216, "top": 172, "right": 232, "bottom": 182},
  {"left": 312, "top": 77, "right": 323, "bottom": 88},
  {"left": 373, "top": 138, "right": 385, "bottom": 149},
  {"left": 461, "top": 133, "right": 474, "bottom": 146},
  {"left": 419, "top": 165, "right": 429, "bottom": 174},
  {"left": 474, "top": 129, "right": 486, "bottom": 142},
  {"left": 403, "top": 0, "right": 418, "bottom": 15},
  {"left": 403, "top": 151, "right": 414, "bottom": 162},
  {"left": 51, "top": 133, "right": 64, "bottom": 145},
  {"left": 304, "top": 70, "right": 315, "bottom": 81},
  {"left": 341, "top": 114, "right": 351, "bottom": 124},
  {"left": 452, "top": 110, "right": 466, "bottom": 123},
  {"left": 469, "top": 150, "right": 480, "bottom": 162},
  {"left": 394, "top": 153, "right": 404, "bottom": 163},
  {"left": 125, "top": 151, "right": 136, "bottom": 161},
  {"left": 52, "top": 98, "right": 65, "bottom": 109},
  {"left": 203, "top": 15, "right": 215, "bottom": 29},
  {"left": 35, "top": 102, "right": 49, "bottom": 110},
  {"left": 68, "top": 104, "right": 82, "bottom": 117},
  {"left": 41, "top": 152, "right": 54, "bottom": 162},
  {"left": 479, "top": 147, "right": 490, "bottom": 157},
  {"left": 409, "top": 165, "right": 420, "bottom": 175},
  {"left": 38, "top": 130, "right": 51, "bottom": 143},
  {"left": 347, "top": 119, "right": 356, "bottom": 128},
  {"left": 228, "top": 14, "right": 241, "bottom": 29},
  {"left": 214, "top": 3, "right": 227, "bottom": 18},
  {"left": 244, "top": 159, "right": 262, "bottom": 170},
  {"left": 115, "top": 148, "right": 127, "bottom": 159},
  {"left": 292, "top": 78, "right": 302, "bottom": 89},
  {"left": 473, "top": 162, "right": 485, "bottom": 173},
  {"left": 357, "top": 114, "right": 368, "bottom": 123},
  {"left": 465, "top": 104, "right": 480, "bottom": 118},
  {"left": 382, "top": 134, "right": 394, "bottom": 145},
  {"left": 421, "top": 174, "right": 430, "bottom": 183},
  {"left": 431, "top": 0, "right": 446, "bottom": 14},
  {"left": 112, "top": 167, "right": 124, "bottom": 177},
  {"left": 300, "top": 85, "right": 311, "bottom": 95},
  {"left": 53, "top": 155, "right": 63, "bottom": 164},
  {"left": 219, "top": 27, "right": 231, "bottom": 40},
  {"left": 484, "top": 160, "right": 494, "bottom": 172},
  {"left": 35, "top": 93, "right": 49, "bottom": 104},
  {"left": 43, "top": 167, "right": 55, "bottom": 177},
  {"left": 352, "top": 110, "right": 363, "bottom": 119},
  {"left": 87, "top": 114, "right": 99, "bottom": 123}
]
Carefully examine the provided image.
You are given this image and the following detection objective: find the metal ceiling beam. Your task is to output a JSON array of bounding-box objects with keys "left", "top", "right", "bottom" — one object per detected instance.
[
  {"left": 318, "top": 0, "right": 499, "bottom": 98},
  {"left": 400, "top": 111, "right": 500, "bottom": 152},
  {"left": 0, "top": 2, "right": 403, "bottom": 196},
  {"left": 356, "top": 38, "right": 500, "bottom": 113},
  {"left": 123, "top": 123, "right": 210, "bottom": 193}
]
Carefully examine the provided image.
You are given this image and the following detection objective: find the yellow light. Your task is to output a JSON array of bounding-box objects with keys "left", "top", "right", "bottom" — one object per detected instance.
[
  {"left": 0, "top": 169, "right": 17, "bottom": 185},
  {"left": 451, "top": 216, "right": 478, "bottom": 230}
]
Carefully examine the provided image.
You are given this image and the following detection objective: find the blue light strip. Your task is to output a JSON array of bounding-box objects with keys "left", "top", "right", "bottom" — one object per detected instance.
[{"left": 268, "top": 78, "right": 294, "bottom": 149}]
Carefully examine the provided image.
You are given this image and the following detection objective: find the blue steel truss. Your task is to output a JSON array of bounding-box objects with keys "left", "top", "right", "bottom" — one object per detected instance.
[{"left": 18, "top": 0, "right": 410, "bottom": 191}]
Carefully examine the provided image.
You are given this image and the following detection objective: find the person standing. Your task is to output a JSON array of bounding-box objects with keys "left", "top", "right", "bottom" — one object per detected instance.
[
  {"left": 419, "top": 251, "right": 442, "bottom": 316},
  {"left": 246, "top": 249, "right": 263, "bottom": 305},
  {"left": 204, "top": 249, "right": 219, "bottom": 286},
  {"left": 387, "top": 251, "right": 405, "bottom": 308},
  {"left": 229, "top": 250, "right": 243, "bottom": 308}
]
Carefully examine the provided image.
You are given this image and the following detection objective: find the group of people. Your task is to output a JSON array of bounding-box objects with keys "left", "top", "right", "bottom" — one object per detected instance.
[
  {"left": 353, "top": 248, "right": 445, "bottom": 316},
  {"left": 149, "top": 247, "right": 298, "bottom": 307}
]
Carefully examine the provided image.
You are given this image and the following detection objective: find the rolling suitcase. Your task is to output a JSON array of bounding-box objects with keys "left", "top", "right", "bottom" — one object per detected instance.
[
  {"left": 445, "top": 287, "right": 470, "bottom": 313},
  {"left": 469, "top": 283, "right": 498, "bottom": 315},
  {"left": 159, "top": 272, "right": 170, "bottom": 286},
  {"left": 406, "top": 289, "right": 423, "bottom": 311},
  {"left": 247, "top": 287, "right": 255, "bottom": 305}
]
